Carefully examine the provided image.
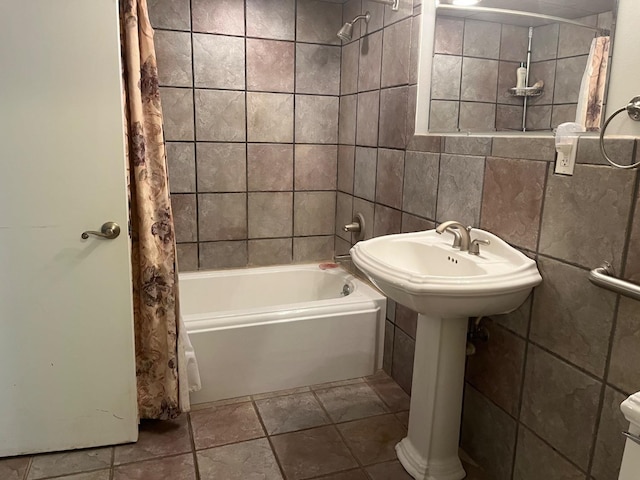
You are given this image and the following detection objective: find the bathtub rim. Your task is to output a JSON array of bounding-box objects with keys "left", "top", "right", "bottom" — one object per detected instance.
[{"left": 180, "top": 263, "right": 386, "bottom": 332}]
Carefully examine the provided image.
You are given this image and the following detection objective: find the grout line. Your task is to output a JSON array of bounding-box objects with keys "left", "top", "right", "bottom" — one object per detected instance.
[
  {"left": 251, "top": 399, "right": 288, "bottom": 479},
  {"left": 167, "top": 139, "right": 350, "bottom": 146},
  {"left": 291, "top": 0, "right": 299, "bottom": 256},
  {"left": 23, "top": 457, "right": 33, "bottom": 480},
  {"left": 243, "top": 0, "right": 250, "bottom": 267},
  {"left": 155, "top": 26, "right": 349, "bottom": 48},
  {"left": 186, "top": 0, "right": 200, "bottom": 270},
  {"left": 509, "top": 283, "right": 536, "bottom": 479},
  {"left": 535, "top": 251, "right": 617, "bottom": 274},
  {"left": 363, "top": 375, "right": 403, "bottom": 413},
  {"left": 586, "top": 295, "right": 621, "bottom": 478},
  {"left": 433, "top": 150, "right": 442, "bottom": 225},
  {"left": 34, "top": 464, "right": 117, "bottom": 480},
  {"left": 477, "top": 153, "right": 489, "bottom": 228},
  {"left": 161, "top": 83, "right": 340, "bottom": 97},
  {"left": 309, "top": 389, "right": 368, "bottom": 471},
  {"left": 495, "top": 23, "right": 504, "bottom": 130},
  {"left": 454, "top": 19, "right": 466, "bottom": 130},
  {"left": 618, "top": 168, "right": 640, "bottom": 279},
  {"left": 111, "top": 449, "right": 193, "bottom": 468},
  {"left": 186, "top": 414, "right": 201, "bottom": 480},
  {"left": 534, "top": 158, "right": 549, "bottom": 255},
  {"left": 519, "top": 423, "right": 589, "bottom": 476},
  {"left": 109, "top": 447, "right": 115, "bottom": 480}
]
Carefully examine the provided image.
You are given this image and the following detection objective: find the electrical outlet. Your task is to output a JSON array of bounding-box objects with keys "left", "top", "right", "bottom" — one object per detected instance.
[{"left": 555, "top": 140, "right": 577, "bottom": 175}]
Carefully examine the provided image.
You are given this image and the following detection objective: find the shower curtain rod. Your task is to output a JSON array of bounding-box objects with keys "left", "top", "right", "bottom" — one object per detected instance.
[{"left": 437, "top": 4, "right": 610, "bottom": 34}]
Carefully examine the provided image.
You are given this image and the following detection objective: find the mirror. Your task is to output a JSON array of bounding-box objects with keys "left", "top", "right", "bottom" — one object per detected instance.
[{"left": 420, "top": 0, "right": 618, "bottom": 134}]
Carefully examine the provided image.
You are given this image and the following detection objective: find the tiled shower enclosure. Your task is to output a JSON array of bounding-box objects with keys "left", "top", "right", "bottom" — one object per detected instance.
[
  {"left": 150, "top": 1, "right": 640, "bottom": 480},
  {"left": 151, "top": 0, "right": 344, "bottom": 270}
]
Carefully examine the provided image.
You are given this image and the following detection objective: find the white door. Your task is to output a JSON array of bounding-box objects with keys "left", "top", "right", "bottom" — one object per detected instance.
[{"left": 0, "top": 0, "right": 138, "bottom": 456}]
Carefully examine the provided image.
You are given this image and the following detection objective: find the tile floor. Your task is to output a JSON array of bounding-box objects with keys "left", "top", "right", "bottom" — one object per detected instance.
[{"left": 1, "top": 372, "right": 488, "bottom": 480}]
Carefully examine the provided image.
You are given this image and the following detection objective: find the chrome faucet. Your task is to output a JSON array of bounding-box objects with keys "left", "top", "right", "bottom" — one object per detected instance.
[{"left": 435, "top": 221, "right": 471, "bottom": 251}]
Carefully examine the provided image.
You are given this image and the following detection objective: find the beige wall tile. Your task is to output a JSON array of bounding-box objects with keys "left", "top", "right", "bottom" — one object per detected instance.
[
  {"left": 295, "top": 145, "right": 337, "bottom": 191},
  {"left": 193, "top": 34, "right": 244, "bottom": 89},
  {"left": 295, "top": 95, "right": 339, "bottom": 144},
  {"left": 197, "top": 143, "right": 246, "bottom": 192},
  {"left": 246, "top": 39, "right": 294, "bottom": 93},
  {"left": 375, "top": 149, "right": 404, "bottom": 209},
  {"left": 248, "top": 192, "right": 293, "bottom": 238},
  {"left": 296, "top": 44, "right": 341, "bottom": 95},
  {"left": 480, "top": 157, "right": 546, "bottom": 251},
  {"left": 247, "top": 144, "right": 293, "bottom": 192},
  {"left": 461, "top": 386, "right": 516, "bottom": 480},
  {"left": 294, "top": 192, "right": 336, "bottom": 236},
  {"left": 539, "top": 165, "right": 636, "bottom": 270},
  {"left": 520, "top": 346, "right": 601, "bottom": 469},
  {"left": 199, "top": 241, "right": 247, "bottom": 269},
  {"left": 246, "top": 0, "right": 295, "bottom": 40},
  {"left": 248, "top": 238, "right": 293, "bottom": 266},
  {"left": 247, "top": 92, "right": 294, "bottom": 143},
  {"left": 191, "top": 0, "right": 244, "bottom": 35},
  {"left": 513, "top": 427, "right": 585, "bottom": 480}
]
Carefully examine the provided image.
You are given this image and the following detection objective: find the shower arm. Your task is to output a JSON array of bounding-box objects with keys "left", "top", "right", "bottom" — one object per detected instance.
[
  {"left": 369, "top": 0, "right": 399, "bottom": 11},
  {"left": 349, "top": 13, "right": 370, "bottom": 24}
]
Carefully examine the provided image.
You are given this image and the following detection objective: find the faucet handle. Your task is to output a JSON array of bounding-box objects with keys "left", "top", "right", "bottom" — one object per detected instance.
[
  {"left": 469, "top": 238, "right": 490, "bottom": 256},
  {"left": 451, "top": 229, "right": 462, "bottom": 249}
]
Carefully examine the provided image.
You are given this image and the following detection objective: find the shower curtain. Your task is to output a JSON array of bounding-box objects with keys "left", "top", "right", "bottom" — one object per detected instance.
[
  {"left": 120, "top": 0, "right": 190, "bottom": 419},
  {"left": 575, "top": 36, "right": 610, "bottom": 131}
]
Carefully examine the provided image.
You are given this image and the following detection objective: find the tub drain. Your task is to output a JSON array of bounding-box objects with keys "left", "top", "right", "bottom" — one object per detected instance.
[{"left": 341, "top": 284, "right": 352, "bottom": 296}]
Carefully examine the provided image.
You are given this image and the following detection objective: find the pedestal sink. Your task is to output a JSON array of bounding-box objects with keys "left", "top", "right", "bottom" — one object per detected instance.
[{"left": 350, "top": 227, "right": 541, "bottom": 480}]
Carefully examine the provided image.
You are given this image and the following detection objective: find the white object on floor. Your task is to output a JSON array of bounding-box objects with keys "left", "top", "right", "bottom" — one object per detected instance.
[{"left": 177, "top": 310, "right": 202, "bottom": 413}]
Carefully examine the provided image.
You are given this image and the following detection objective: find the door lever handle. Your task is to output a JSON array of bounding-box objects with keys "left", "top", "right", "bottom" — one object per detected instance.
[{"left": 81, "top": 221, "right": 121, "bottom": 240}]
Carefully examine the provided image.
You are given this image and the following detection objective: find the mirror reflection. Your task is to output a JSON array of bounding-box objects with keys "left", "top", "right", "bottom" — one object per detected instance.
[{"left": 427, "top": 0, "right": 617, "bottom": 133}]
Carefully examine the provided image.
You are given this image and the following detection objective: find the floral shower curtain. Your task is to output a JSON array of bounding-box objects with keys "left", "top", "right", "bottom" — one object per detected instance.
[
  {"left": 575, "top": 36, "right": 610, "bottom": 131},
  {"left": 120, "top": 0, "right": 183, "bottom": 419}
]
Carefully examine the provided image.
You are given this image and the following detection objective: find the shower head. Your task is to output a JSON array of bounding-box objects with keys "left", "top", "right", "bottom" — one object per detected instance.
[
  {"left": 337, "top": 12, "right": 371, "bottom": 42},
  {"left": 337, "top": 22, "right": 354, "bottom": 42}
]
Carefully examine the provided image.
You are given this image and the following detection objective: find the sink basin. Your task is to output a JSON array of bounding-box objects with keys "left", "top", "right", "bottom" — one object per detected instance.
[
  {"left": 350, "top": 227, "right": 542, "bottom": 480},
  {"left": 350, "top": 228, "right": 542, "bottom": 317}
]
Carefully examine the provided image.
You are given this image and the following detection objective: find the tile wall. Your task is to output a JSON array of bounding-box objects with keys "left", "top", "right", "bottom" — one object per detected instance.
[
  {"left": 527, "top": 12, "right": 613, "bottom": 131},
  {"left": 149, "top": 0, "right": 640, "bottom": 479},
  {"left": 430, "top": 12, "right": 614, "bottom": 133},
  {"left": 335, "top": 0, "right": 424, "bottom": 397},
  {"left": 430, "top": 16, "right": 529, "bottom": 132},
  {"left": 350, "top": 133, "right": 640, "bottom": 480},
  {"left": 149, "top": 0, "right": 344, "bottom": 270},
  {"left": 337, "top": 3, "right": 640, "bottom": 480}
]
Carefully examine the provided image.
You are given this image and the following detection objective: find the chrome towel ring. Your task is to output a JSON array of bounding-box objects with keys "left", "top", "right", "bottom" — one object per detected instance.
[{"left": 599, "top": 96, "right": 640, "bottom": 169}]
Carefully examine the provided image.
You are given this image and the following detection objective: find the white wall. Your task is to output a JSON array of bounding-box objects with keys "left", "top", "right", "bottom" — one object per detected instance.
[{"left": 604, "top": 0, "right": 640, "bottom": 136}]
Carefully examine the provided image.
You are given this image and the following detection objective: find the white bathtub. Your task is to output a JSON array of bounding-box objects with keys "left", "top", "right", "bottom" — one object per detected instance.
[{"left": 180, "top": 263, "right": 386, "bottom": 404}]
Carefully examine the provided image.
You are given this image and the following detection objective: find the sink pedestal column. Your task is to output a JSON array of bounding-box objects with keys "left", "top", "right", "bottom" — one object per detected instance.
[{"left": 396, "top": 314, "right": 468, "bottom": 480}]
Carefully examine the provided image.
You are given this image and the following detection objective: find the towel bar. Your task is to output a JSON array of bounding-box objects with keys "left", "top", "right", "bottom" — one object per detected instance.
[
  {"left": 588, "top": 262, "right": 640, "bottom": 301},
  {"left": 599, "top": 96, "right": 640, "bottom": 169}
]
